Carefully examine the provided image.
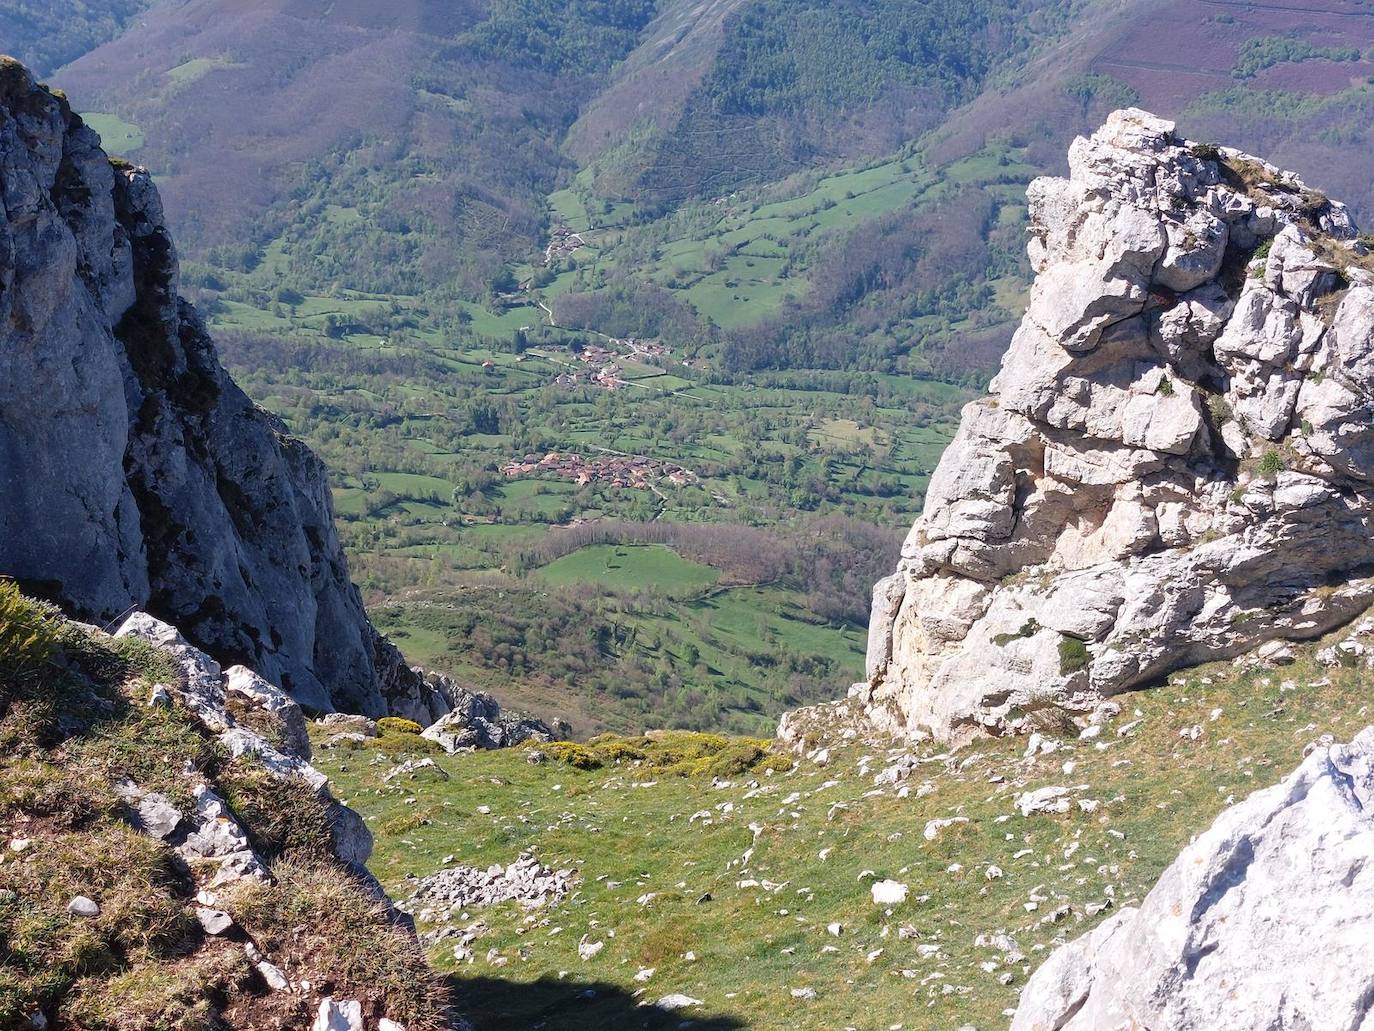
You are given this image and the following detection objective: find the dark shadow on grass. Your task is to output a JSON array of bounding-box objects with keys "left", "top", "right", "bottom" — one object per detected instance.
[{"left": 448, "top": 973, "right": 748, "bottom": 1030}]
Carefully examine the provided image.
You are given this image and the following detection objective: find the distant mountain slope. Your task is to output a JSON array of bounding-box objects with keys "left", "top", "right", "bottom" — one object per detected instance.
[
  {"left": 929, "top": 0, "right": 1374, "bottom": 219},
  {"left": 52, "top": 0, "right": 1374, "bottom": 306},
  {"left": 55, "top": 0, "right": 657, "bottom": 299},
  {"left": 0, "top": 0, "right": 151, "bottom": 74},
  {"left": 569, "top": 0, "right": 1080, "bottom": 210}
]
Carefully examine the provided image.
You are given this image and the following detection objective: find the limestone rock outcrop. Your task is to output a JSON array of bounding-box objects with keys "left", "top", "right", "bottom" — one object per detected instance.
[
  {"left": 0, "top": 58, "right": 433, "bottom": 719},
  {"left": 418, "top": 672, "right": 568, "bottom": 752},
  {"left": 115, "top": 611, "right": 375, "bottom": 876},
  {"left": 1011, "top": 726, "right": 1374, "bottom": 1030},
  {"left": 856, "top": 108, "right": 1374, "bottom": 744}
]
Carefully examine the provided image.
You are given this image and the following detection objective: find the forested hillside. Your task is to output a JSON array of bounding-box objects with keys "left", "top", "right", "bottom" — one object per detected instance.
[{"left": 0, "top": 0, "right": 150, "bottom": 73}]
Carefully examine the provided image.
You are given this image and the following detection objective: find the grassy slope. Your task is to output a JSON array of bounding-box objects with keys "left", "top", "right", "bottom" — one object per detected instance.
[
  {"left": 317, "top": 621, "right": 1374, "bottom": 1030},
  {"left": 551, "top": 140, "right": 1036, "bottom": 333},
  {"left": 0, "top": 586, "right": 447, "bottom": 1029}
]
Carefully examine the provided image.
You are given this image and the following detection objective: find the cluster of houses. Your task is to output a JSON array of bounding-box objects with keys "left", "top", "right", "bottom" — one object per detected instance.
[
  {"left": 554, "top": 364, "right": 624, "bottom": 390},
  {"left": 543, "top": 225, "right": 586, "bottom": 266},
  {"left": 500, "top": 451, "right": 697, "bottom": 490},
  {"left": 550, "top": 338, "right": 671, "bottom": 393}
]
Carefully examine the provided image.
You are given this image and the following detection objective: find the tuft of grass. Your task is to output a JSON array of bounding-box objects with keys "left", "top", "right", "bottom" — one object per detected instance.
[
  {"left": 1057, "top": 635, "right": 1091, "bottom": 674},
  {"left": 0, "top": 825, "right": 195, "bottom": 1017},
  {"left": 228, "top": 860, "right": 451, "bottom": 1029},
  {"left": 992, "top": 618, "right": 1039, "bottom": 647},
  {"left": 1206, "top": 392, "right": 1235, "bottom": 426},
  {"left": 0, "top": 580, "right": 62, "bottom": 694},
  {"left": 1258, "top": 447, "right": 1286, "bottom": 477},
  {"left": 63, "top": 948, "right": 250, "bottom": 1031},
  {"left": 218, "top": 761, "right": 335, "bottom": 862}
]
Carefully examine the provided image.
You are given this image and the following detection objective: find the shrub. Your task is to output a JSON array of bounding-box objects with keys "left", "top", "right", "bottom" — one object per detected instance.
[
  {"left": 0, "top": 580, "right": 62, "bottom": 693},
  {"left": 586, "top": 735, "right": 647, "bottom": 764},
  {"left": 377, "top": 717, "right": 424, "bottom": 736},
  {"left": 1190, "top": 142, "right": 1221, "bottom": 162},
  {"left": 543, "top": 741, "right": 603, "bottom": 769},
  {"left": 1206, "top": 393, "right": 1234, "bottom": 425},
  {"left": 992, "top": 618, "right": 1039, "bottom": 647},
  {"left": 704, "top": 741, "right": 766, "bottom": 779},
  {"left": 219, "top": 762, "right": 334, "bottom": 862},
  {"left": 1258, "top": 448, "right": 1286, "bottom": 477},
  {"left": 1058, "top": 636, "right": 1091, "bottom": 675},
  {"left": 758, "top": 753, "right": 796, "bottom": 774}
]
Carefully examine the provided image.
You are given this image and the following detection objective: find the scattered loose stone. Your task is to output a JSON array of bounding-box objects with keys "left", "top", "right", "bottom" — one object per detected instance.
[
  {"left": 257, "top": 960, "right": 289, "bottom": 992},
  {"left": 654, "top": 994, "right": 702, "bottom": 1011},
  {"left": 578, "top": 937, "right": 604, "bottom": 961},
  {"left": 923, "top": 816, "right": 969, "bottom": 841},
  {"left": 401, "top": 853, "right": 575, "bottom": 920},
  {"left": 1015, "top": 786, "right": 1072, "bottom": 816},
  {"left": 871, "top": 880, "right": 909, "bottom": 906},
  {"left": 382, "top": 757, "right": 450, "bottom": 783},
  {"left": 312, "top": 998, "right": 364, "bottom": 1031},
  {"left": 195, "top": 907, "right": 233, "bottom": 935},
  {"left": 66, "top": 896, "right": 100, "bottom": 918}
]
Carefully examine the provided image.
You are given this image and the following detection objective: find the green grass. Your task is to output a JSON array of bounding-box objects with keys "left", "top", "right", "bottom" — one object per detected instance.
[
  {"left": 165, "top": 56, "right": 241, "bottom": 87},
  {"left": 536, "top": 544, "right": 719, "bottom": 594},
  {"left": 79, "top": 112, "right": 144, "bottom": 155},
  {"left": 317, "top": 619, "right": 1374, "bottom": 1030},
  {"left": 808, "top": 418, "right": 889, "bottom": 450}
]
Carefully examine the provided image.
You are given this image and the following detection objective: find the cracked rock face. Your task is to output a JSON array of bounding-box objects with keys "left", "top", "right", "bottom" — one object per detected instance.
[
  {"left": 1011, "top": 725, "right": 1374, "bottom": 1030},
  {"left": 856, "top": 109, "right": 1374, "bottom": 745},
  {"left": 0, "top": 59, "right": 430, "bottom": 719}
]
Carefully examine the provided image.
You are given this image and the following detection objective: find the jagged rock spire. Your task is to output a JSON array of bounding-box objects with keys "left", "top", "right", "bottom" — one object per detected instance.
[{"left": 860, "top": 109, "right": 1374, "bottom": 744}]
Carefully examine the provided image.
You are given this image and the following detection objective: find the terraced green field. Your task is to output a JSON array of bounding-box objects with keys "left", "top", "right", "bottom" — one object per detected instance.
[
  {"left": 79, "top": 111, "right": 143, "bottom": 154},
  {"left": 536, "top": 544, "right": 720, "bottom": 594},
  {"left": 550, "top": 141, "right": 1035, "bottom": 330}
]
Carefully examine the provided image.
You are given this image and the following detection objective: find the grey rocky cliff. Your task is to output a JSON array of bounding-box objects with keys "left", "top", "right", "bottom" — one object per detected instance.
[
  {"left": 0, "top": 58, "right": 435, "bottom": 720},
  {"left": 1011, "top": 725, "right": 1374, "bottom": 1030},
  {"left": 848, "top": 108, "right": 1374, "bottom": 745}
]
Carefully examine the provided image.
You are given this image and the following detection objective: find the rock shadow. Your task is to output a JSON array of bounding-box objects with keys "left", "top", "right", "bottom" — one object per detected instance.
[{"left": 447, "top": 973, "right": 749, "bottom": 1030}]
